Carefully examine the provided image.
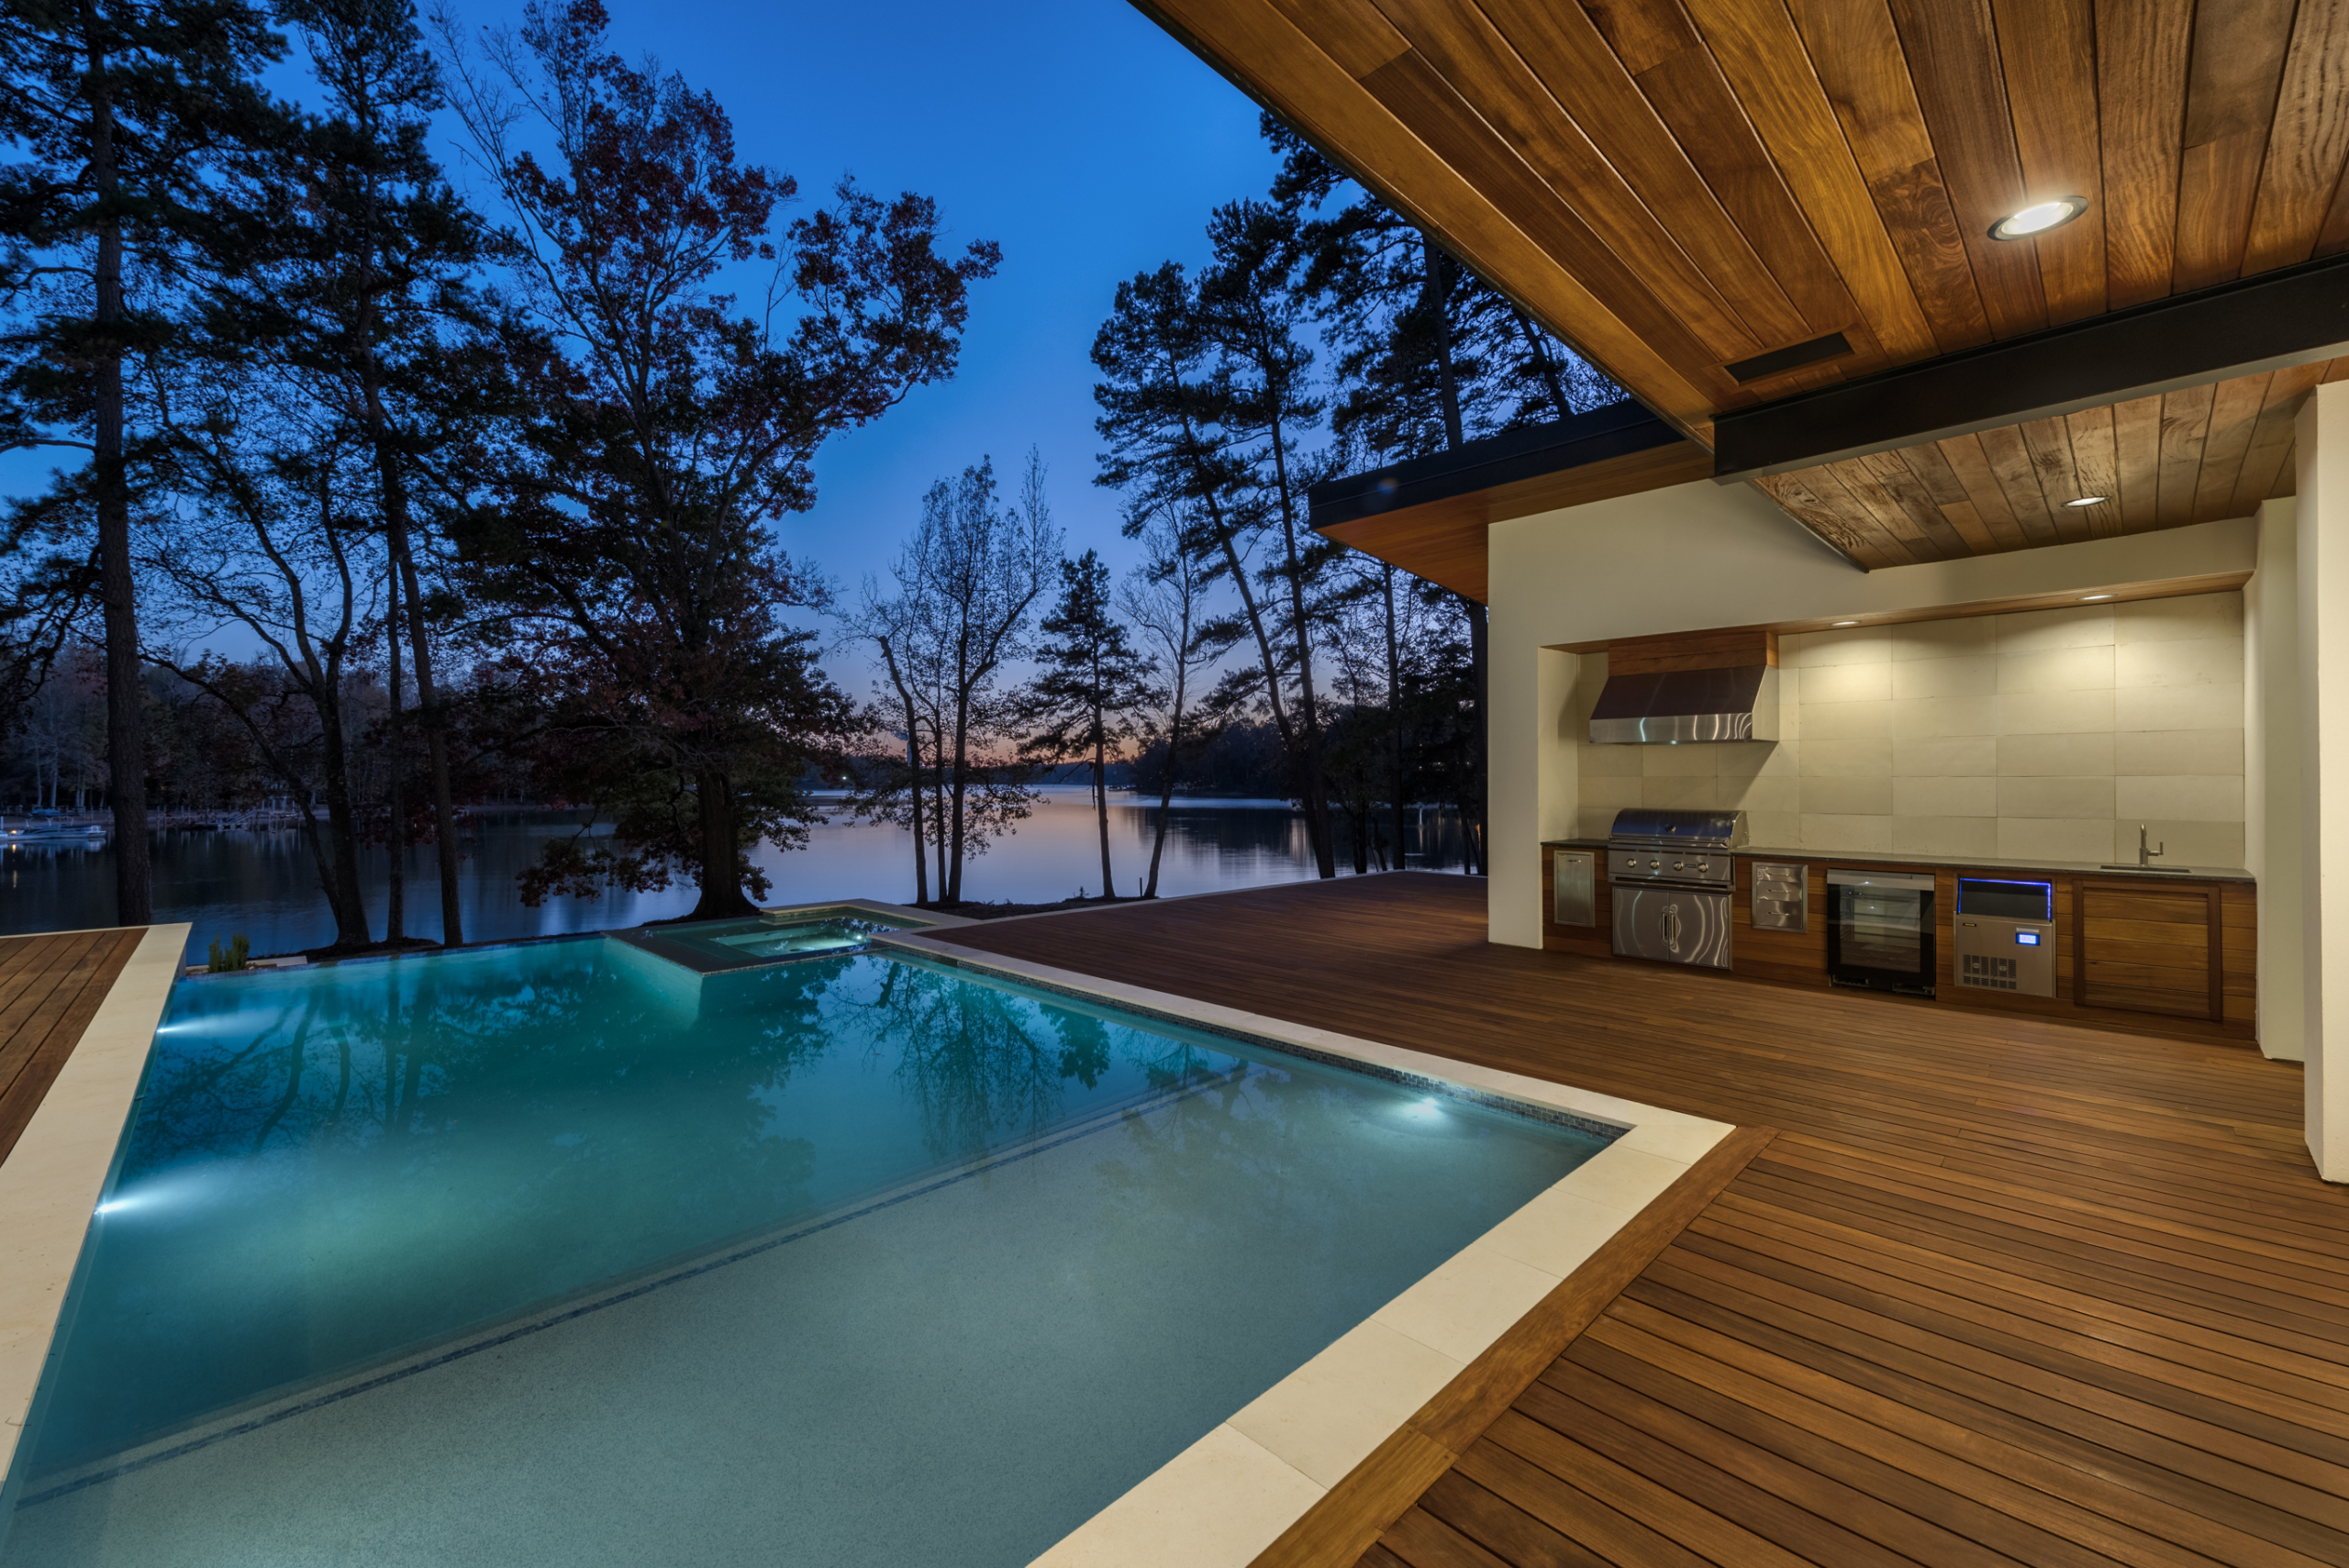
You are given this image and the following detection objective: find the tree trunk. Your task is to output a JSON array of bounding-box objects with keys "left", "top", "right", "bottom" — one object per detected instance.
[
  {"left": 314, "top": 686, "right": 374, "bottom": 948},
  {"left": 1426, "top": 239, "right": 1486, "bottom": 881},
  {"left": 87, "top": 28, "right": 150, "bottom": 926},
  {"left": 879, "top": 637, "right": 928, "bottom": 906},
  {"left": 1464, "top": 593, "right": 1487, "bottom": 876},
  {"left": 687, "top": 767, "right": 759, "bottom": 919},
  {"left": 1145, "top": 704, "right": 1179, "bottom": 899},
  {"left": 1383, "top": 565, "right": 1407, "bottom": 870},
  {"left": 1094, "top": 721, "right": 1113, "bottom": 899},
  {"left": 1264, "top": 423, "right": 1335, "bottom": 881},
  {"left": 384, "top": 563, "right": 406, "bottom": 940},
  {"left": 362, "top": 379, "right": 462, "bottom": 947},
  {"left": 944, "top": 691, "right": 971, "bottom": 903}
]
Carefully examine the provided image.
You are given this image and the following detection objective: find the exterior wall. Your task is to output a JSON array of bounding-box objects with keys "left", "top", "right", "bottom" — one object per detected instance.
[
  {"left": 1485, "top": 477, "right": 2258, "bottom": 950},
  {"left": 2298, "top": 384, "right": 2349, "bottom": 1180},
  {"left": 1569, "top": 595, "right": 2246, "bottom": 869},
  {"left": 2246, "top": 497, "right": 2304, "bottom": 1062}
]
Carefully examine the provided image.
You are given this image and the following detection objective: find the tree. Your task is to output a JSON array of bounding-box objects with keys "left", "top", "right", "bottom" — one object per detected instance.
[
  {"left": 850, "top": 451, "right": 1056, "bottom": 905},
  {"left": 1093, "top": 247, "right": 1343, "bottom": 881},
  {"left": 199, "top": 0, "right": 501, "bottom": 945},
  {"left": 1022, "top": 548, "right": 1154, "bottom": 900},
  {"left": 0, "top": 0, "right": 284, "bottom": 923},
  {"left": 1119, "top": 513, "right": 1219, "bottom": 897},
  {"left": 1267, "top": 115, "right": 1624, "bottom": 875},
  {"left": 141, "top": 382, "right": 383, "bottom": 950},
  {"left": 438, "top": 0, "right": 996, "bottom": 918}
]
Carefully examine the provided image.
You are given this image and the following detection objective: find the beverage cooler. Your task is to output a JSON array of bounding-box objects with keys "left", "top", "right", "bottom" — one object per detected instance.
[{"left": 1826, "top": 869, "right": 1936, "bottom": 997}]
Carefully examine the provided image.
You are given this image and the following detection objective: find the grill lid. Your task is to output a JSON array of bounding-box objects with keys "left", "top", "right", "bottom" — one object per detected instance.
[{"left": 1607, "top": 807, "right": 1749, "bottom": 848}]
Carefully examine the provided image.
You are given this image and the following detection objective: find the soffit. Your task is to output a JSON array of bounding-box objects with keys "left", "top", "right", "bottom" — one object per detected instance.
[
  {"left": 1140, "top": 0, "right": 2349, "bottom": 451},
  {"left": 1752, "top": 354, "right": 2349, "bottom": 567},
  {"left": 1314, "top": 436, "right": 1714, "bottom": 600}
]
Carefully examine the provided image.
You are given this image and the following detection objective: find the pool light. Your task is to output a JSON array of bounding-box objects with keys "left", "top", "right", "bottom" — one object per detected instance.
[{"left": 1990, "top": 196, "right": 2088, "bottom": 240}]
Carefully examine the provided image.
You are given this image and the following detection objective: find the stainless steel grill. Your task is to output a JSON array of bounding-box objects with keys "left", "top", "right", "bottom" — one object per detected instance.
[
  {"left": 1605, "top": 808, "right": 1745, "bottom": 971},
  {"left": 1604, "top": 807, "right": 1745, "bottom": 892}
]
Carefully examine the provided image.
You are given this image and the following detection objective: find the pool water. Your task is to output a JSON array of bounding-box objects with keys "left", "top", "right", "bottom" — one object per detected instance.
[{"left": 2, "top": 940, "right": 1606, "bottom": 1567}]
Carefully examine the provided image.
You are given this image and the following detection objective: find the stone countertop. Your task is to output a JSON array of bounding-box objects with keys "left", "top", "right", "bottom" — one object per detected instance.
[{"left": 1541, "top": 839, "right": 2254, "bottom": 885}]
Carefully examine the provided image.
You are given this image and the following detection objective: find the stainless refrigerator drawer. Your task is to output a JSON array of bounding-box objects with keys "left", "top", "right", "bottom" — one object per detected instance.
[
  {"left": 1612, "top": 885, "right": 1732, "bottom": 970},
  {"left": 1552, "top": 850, "right": 1596, "bottom": 927}
]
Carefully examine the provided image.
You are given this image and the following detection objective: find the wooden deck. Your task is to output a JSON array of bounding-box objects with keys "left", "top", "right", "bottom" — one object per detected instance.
[
  {"left": 0, "top": 929, "right": 145, "bottom": 1168},
  {"left": 937, "top": 874, "right": 2349, "bottom": 1568}
]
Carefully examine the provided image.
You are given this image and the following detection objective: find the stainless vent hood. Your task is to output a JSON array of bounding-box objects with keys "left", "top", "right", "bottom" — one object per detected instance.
[{"left": 1589, "top": 665, "right": 1780, "bottom": 744}]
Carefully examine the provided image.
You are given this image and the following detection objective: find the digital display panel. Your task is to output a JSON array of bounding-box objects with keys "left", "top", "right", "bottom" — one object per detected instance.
[{"left": 2015, "top": 930, "right": 2042, "bottom": 946}]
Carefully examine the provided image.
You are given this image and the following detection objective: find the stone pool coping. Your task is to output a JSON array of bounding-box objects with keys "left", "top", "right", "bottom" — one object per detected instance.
[
  {"left": 0, "top": 925, "right": 188, "bottom": 1492},
  {"left": 870, "top": 929, "right": 1735, "bottom": 1568}
]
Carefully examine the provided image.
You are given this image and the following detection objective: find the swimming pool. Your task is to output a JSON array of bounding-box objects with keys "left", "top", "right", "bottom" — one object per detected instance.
[{"left": 1, "top": 938, "right": 1609, "bottom": 1567}]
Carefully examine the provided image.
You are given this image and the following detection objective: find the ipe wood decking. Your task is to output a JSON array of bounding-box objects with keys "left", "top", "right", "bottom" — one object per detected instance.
[
  {"left": 0, "top": 929, "right": 143, "bottom": 1168},
  {"left": 937, "top": 873, "right": 2345, "bottom": 1568}
]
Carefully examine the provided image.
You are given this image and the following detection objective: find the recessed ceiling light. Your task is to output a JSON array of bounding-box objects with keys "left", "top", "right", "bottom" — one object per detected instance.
[
  {"left": 1990, "top": 196, "right": 2089, "bottom": 240},
  {"left": 2064, "top": 495, "right": 2108, "bottom": 507},
  {"left": 2082, "top": 594, "right": 2113, "bottom": 601},
  {"left": 1831, "top": 620, "right": 1859, "bottom": 627}
]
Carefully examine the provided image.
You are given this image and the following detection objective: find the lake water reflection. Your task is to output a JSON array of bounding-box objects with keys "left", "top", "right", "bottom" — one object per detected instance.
[{"left": 0, "top": 788, "right": 1474, "bottom": 962}]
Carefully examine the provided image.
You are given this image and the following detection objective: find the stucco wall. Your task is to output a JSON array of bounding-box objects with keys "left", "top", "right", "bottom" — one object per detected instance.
[
  {"left": 1567, "top": 593, "right": 2246, "bottom": 869},
  {"left": 1486, "top": 478, "right": 2260, "bottom": 950}
]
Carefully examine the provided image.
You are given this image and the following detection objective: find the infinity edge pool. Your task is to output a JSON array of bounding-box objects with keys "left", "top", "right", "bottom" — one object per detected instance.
[{"left": 866, "top": 927, "right": 1736, "bottom": 1568}]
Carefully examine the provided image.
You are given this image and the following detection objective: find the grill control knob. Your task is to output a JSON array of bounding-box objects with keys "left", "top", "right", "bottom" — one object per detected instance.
[
  {"left": 1673, "top": 861, "right": 1686, "bottom": 871},
  {"left": 1648, "top": 858, "right": 1660, "bottom": 868}
]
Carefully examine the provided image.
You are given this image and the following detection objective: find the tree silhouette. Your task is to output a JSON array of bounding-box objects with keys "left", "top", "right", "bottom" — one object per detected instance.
[{"left": 1022, "top": 549, "right": 1157, "bottom": 899}]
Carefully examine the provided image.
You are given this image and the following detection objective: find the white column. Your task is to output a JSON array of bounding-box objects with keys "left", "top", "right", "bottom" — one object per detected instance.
[
  {"left": 2296, "top": 384, "right": 2349, "bottom": 1178},
  {"left": 2246, "top": 497, "right": 2303, "bottom": 1061},
  {"left": 1487, "top": 522, "right": 1579, "bottom": 948}
]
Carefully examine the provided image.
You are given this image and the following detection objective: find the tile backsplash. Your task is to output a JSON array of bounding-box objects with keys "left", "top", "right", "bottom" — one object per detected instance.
[{"left": 1570, "top": 592, "right": 2246, "bottom": 868}]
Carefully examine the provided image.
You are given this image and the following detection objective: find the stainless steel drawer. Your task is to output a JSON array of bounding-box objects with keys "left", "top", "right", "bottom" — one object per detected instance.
[
  {"left": 1612, "top": 885, "right": 1732, "bottom": 970},
  {"left": 1552, "top": 850, "right": 1596, "bottom": 927}
]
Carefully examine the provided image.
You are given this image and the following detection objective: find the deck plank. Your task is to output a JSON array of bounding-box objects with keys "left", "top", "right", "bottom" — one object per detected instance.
[
  {"left": 927, "top": 874, "right": 2343, "bottom": 1568},
  {"left": 0, "top": 929, "right": 145, "bottom": 1166}
]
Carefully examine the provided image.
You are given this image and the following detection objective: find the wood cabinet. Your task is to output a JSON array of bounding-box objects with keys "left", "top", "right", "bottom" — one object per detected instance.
[
  {"left": 2075, "top": 879, "right": 2223, "bottom": 1021},
  {"left": 1538, "top": 844, "right": 2257, "bottom": 1045}
]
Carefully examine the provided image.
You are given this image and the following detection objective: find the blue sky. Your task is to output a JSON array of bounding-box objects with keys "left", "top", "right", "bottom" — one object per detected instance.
[
  {"left": 2, "top": 0, "right": 1284, "bottom": 697},
  {"left": 453, "top": 0, "right": 1283, "bottom": 696}
]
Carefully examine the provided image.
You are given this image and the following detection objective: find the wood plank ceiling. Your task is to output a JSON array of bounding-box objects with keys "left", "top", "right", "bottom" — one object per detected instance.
[
  {"left": 1754, "top": 354, "right": 2349, "bottom": 567},
  {"left": 1152, "top": 0, "right": 2349, "bottom": 562}
]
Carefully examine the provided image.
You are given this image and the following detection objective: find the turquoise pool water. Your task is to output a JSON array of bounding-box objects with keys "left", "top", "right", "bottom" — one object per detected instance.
[{"left": 2, "top": 939, "right": 1607, "bottom": 1567}]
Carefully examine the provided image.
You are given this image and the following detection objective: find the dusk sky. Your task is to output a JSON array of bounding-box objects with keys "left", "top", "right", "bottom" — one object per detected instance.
[
  {"left": 450, "top": 0, "right": 1283, "bottom": 697},
  {"left": 0, "top": 1, "right": 1287, "bottom": 698}
]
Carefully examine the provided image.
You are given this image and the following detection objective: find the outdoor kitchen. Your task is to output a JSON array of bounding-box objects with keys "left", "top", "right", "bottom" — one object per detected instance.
[{"left": 1537, "top": 593, "right": 2255, "bottom": 1046}]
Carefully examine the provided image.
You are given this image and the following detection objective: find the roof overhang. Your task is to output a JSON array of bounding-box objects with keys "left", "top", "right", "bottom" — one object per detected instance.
[{"left": 1308, "top": 404, "right": 1711, "bottom": 601}]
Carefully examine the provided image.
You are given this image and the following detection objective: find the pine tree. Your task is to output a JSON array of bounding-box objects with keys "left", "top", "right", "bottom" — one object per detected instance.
[
  {"left": 0, "top": 0, "right": 284, "bottom": 924},
  {"left": 189, "top": 0, "right": 504, "bottom": 946},
  {"left": 1023, "top": 550, "right": 1156, "bottom": 901}
]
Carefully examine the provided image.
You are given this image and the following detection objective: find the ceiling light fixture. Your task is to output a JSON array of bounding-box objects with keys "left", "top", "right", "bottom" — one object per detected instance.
[
  {"left": 1990, "top": 195, "right": 2089, "bottom": 240},
  {"left": 2064, "top": 495, "right": 2108, "bottom": 507},
  {"left": 2082, "top": 593, "right": 2113, "bottom": 601},
  {"left": 1831, "top": 620, "right": 1859, "bottom": 627}
]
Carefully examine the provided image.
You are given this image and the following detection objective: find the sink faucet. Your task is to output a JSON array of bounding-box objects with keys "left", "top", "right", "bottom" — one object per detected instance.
[{"left": 2135, "top": 823, "right": 2165, "bottom": 867}]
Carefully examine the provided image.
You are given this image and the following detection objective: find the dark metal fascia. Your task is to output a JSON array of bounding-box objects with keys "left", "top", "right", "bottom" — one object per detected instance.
[
  {"left": 1308, "top": 402, "right": 1686, "bottom": 530},
  {"left": 1712, "top": 253, "right": 2349, "bottom": 479}
]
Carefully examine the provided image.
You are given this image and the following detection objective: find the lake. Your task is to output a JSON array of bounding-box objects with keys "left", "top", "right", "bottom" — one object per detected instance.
[{"left": 0, "top": 789, "right": 1475, "bottom": 962}]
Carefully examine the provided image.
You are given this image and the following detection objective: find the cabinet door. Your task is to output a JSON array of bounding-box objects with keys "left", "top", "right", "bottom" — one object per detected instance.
[{"left": 2075, "top": 882, "right": 2221, "bottom": 1019}]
